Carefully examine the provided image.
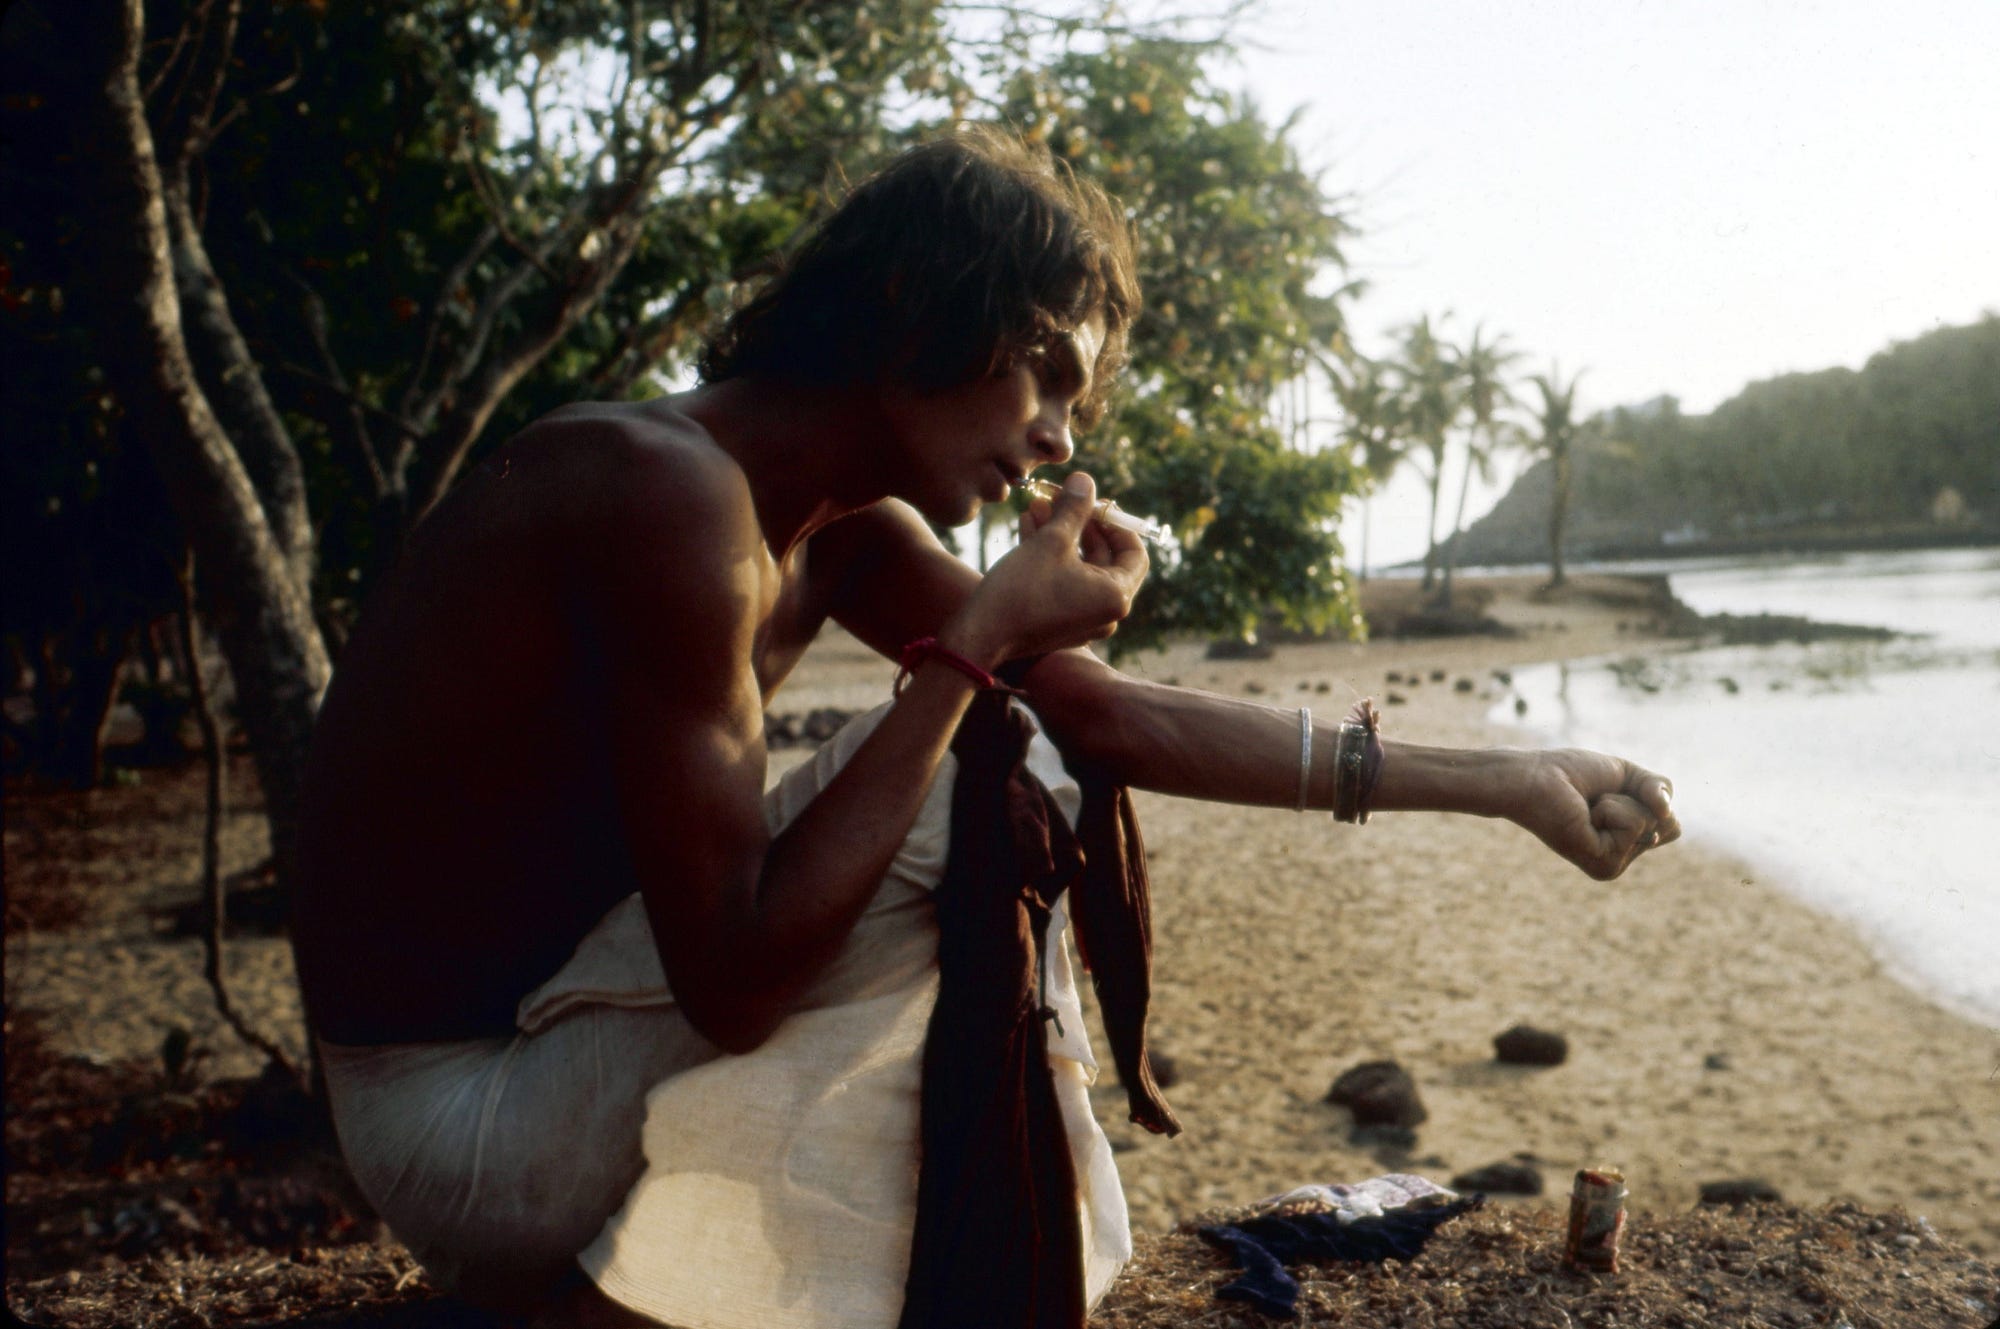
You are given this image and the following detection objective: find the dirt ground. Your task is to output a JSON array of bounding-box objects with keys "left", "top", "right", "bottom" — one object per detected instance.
[{"left": 7, "top": 573, "right": 1997, "bottom": 1326}]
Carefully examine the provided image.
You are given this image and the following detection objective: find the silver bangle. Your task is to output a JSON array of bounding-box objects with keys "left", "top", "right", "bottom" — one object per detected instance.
[{"left": 1295, "top": 707, "right": 1313, "bottom": 811}]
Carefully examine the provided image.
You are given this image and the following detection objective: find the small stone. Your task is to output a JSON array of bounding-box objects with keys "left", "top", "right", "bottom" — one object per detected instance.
[
  {"left": 1493, "top": 1024, "right": 1568, "bottom": 1066},
  {"left": 1454, "top": 677, "right": 1475, "bottom": 693},
  {"left": 1386, "top": 670, "right": 1404, "bottom": 683},
  {"left": 801, "top": 707, "right": 855, "bottom": 743},
  {"left": 1491, "top": 669, "right": 1512, "bottom": 685},
  {"left": 1514, "top": 697, "right": 1529, "bottom": 716},
  {"left": 1207, "top": 637, "right": 1274, "bottom": 661},
  {"left": 1243, "top": 680, "right": 1266, "bottom": 695},
  {"left": 1148, "top": 1050, "right": 1180, "bottom": 1089},
  {"left": 1451, "top": 1159, "right": 1544, "bottom": 1195},
  {"left": 1326, "top": 1059, "right": 1427, "bottom": 1128},
  {"left": 1703, "top": 1052, "right": 1732, "bottom": 1071},
  {"left": 1386, "top": 692, "right": 1407, "bottom": 705},
  {"left": 1699, "top": 1178, "right": 1783, "bottom": 1206},
  {"left": 1430, "top": 669, "right": 1446, "bottom": 682}
]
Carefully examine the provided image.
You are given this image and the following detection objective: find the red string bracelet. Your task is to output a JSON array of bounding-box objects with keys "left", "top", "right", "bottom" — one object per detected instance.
[{"left": 894, "top": 637, "right": 1019, "bottom": 696}]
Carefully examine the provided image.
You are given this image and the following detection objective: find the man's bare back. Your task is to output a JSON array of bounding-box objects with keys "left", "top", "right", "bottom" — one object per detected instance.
[{"left": 293, "top": 407, "right": 838, "bottom": 1046}]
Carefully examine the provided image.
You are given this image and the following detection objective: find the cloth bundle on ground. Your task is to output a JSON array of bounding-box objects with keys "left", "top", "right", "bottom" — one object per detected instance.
[
  {"left": 321, "top": 695, "right": 1176, "bottom": 1329},
  {"left": 1198, "top": 1176, "right": 1484, "bottom": 1319}
]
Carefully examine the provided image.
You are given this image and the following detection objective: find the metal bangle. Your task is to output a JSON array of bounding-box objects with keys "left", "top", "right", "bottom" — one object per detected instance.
[{"left": 1295, "top": 707, "right": 1313, "bottom": 811}]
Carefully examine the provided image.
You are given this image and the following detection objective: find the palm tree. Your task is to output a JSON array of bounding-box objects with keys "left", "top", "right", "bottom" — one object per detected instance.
[
  {"left": 1391, "top": 315, "right": 1461, "bottom": 590},
  {"left": 1437, "top": 325, "right": 1521, "bottom": 608},
  {"left": 1326, "top": 353, "right": 1405, "bottom": 582},
  {"left": 1526, "top": 364, "right": 1586, "bottom": 589}
]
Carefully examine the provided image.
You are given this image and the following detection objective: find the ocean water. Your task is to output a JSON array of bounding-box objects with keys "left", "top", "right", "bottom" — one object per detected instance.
[{"left": 1490, "top": 548, "right": 2000, "bottom": 1025}]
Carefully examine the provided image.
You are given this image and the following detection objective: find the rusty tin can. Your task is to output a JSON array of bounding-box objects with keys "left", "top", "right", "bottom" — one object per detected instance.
[{"left": 1563, "top": 1167, "right": 1627, "bottom": 1273}]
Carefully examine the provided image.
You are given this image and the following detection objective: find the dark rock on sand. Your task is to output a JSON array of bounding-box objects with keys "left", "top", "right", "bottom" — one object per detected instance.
[
  {"left": 1148, "top": 1050, "right": 1180, "bottom": 1090},
  {"left": 1327, "top": 1060, "right": 1427, "bottom": 1129},
  {"left": 1452, "top": 1159, "right": 1544, "bottom": 1195},
  {"left": 1700, "top": 1178, "right": 1784, "bottom": 1206},
  {"left": 1493, "top": 1024, "right": 1569, "bottom": 1066}
]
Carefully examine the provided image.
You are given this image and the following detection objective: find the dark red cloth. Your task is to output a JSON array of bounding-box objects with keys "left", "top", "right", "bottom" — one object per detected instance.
[{"left": 898, "top": 694, "right": 1176, "bottom": 1329}]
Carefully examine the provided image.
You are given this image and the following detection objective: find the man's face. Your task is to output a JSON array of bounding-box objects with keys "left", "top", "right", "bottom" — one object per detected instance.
[{"left": 881, "top": 314, "right": 1106, "bottom": 527}]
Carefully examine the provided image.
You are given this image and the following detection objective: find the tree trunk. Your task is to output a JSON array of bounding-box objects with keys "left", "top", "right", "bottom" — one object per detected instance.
[
  {"left": 50, "top": 0, "right": 329, "bottom": 885},
  {"left": 1547, "top": 444, "right": 1571, "bottom": 589},
  {"left": 1420, "top": 457, "right": 1443, "bottom": 591},
  {"left": 1438, "top": 431, "right": 1482, "bottom": 610},
  {"left": 165, "top": 180, "right": 316, "bottom": 603},
  {"left": 1357, "top": 497, "right": 1371, "bottom": 583}
]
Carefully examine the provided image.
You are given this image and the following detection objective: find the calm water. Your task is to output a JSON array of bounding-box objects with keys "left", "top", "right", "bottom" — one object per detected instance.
[{"left": 1491, "top": 548, "right": 2000, "bottom": 1025}]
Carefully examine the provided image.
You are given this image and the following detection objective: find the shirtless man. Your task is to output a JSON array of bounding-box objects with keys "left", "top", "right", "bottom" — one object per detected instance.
[{"left": 293, "top": 131, "right": 1678, "bottom": 1323}]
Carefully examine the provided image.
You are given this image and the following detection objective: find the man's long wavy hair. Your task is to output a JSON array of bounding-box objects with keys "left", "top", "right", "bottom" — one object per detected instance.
[{"left": 698, "top": 128, "right": 1139, "bottom": 430}]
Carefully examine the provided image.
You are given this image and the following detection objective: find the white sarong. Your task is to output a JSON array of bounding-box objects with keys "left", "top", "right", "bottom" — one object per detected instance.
[{"left": 321, "top": 703, "right": 1131, "bottom": 1327}]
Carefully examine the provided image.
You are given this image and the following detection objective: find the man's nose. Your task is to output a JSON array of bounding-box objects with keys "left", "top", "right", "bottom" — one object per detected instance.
[{"left": 1029, "top": 411, "right": 1074, "bottom": 466}]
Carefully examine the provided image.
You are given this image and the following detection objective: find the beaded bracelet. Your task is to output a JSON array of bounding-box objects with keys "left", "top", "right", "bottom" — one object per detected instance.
[{"left": 1332, "top": 697, "right": 1384, "bottom": 824}]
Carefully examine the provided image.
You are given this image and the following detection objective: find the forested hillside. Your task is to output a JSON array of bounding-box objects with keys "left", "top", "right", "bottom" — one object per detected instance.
[{"left": 1453, "top": 315, "right": 2000, "bottom": 567}]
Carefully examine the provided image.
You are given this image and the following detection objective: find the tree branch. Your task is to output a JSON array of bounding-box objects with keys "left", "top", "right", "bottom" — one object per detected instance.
[
  {"left": 587, "top": 282, "right": 704, "bottom": 397},
  {"left": 411, "top": 213, "right": 650, "bottom": 519},
  {"left": 393, "top": 219, "right": 499, "bottom": 427},
  {"left": 273, "top": 359, "right": 425, "bottom": 453},
  {"left": 178, "top": 551, "right": 300, "bottom": 1086}
]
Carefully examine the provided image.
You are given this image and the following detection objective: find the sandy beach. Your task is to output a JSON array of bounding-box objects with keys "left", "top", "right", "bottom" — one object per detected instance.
[{"left": 6, "top": 573, "right": 1996, "bottom": 1265}]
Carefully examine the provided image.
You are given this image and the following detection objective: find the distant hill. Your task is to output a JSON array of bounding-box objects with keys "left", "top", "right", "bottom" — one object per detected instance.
[{"left": 1452, "top": 315, "right": 2000, "bottom": 568}]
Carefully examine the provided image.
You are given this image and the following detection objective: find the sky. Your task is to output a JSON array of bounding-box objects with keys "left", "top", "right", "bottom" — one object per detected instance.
[{"left": 1211, "top": 0, "right": 2000, "bottom": 566}]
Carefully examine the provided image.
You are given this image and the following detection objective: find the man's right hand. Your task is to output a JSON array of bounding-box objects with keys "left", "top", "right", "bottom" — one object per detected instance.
[{"left": 943, "top": 472, "right": 1149, "bottom": 667}]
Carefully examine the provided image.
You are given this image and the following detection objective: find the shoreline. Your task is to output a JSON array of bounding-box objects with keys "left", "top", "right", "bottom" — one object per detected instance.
[{"left": 6, "top": 574, "right": 1995, "bottom": 1260}]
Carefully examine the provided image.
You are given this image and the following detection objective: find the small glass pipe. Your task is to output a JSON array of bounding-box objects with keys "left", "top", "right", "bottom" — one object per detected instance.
[{"left": 1015, "top": 477, "right": 1167, "bottom": 542}]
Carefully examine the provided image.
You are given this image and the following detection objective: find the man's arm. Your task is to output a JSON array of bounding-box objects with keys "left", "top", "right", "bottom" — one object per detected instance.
[
  {"left": 581, "top": 445, "right": 1145, "bottom": 1054},
  {"left": 820, "top": 485, "right": 1679, "bottom": 881}
]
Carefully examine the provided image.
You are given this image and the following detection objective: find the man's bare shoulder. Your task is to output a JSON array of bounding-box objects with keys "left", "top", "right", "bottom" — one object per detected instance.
[
  {"left": 510, "top": 398, "right": 756, "bottom": 543},
  {"left": 507, "top": 401, "right": 769, "bottom": 666}
]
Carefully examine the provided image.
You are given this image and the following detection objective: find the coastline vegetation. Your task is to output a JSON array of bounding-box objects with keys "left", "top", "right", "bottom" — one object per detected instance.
[{"left": 1449, "top": 315, "right": 2000, "bottom": 568}]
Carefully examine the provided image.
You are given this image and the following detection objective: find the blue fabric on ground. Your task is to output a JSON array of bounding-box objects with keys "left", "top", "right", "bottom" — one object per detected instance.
[{"left": 1198, "top": 1195, "right": 1485, "bottom": 1318}]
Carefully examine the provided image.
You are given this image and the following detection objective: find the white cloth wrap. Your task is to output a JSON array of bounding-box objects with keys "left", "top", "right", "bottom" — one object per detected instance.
[{"left": 320, "top": 702, "right": 1130, "bottom": 1327}]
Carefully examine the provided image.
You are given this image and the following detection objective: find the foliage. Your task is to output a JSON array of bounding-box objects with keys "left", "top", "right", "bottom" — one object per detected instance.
[
  {"left": 1451, "top": 315, "right": 2000, "bottom": 565},
  {"left": 183, "top": 0, "right": 953, "bottom": 611},
  {"left": 1009, "top": 39, "right": 1366, "bottom": 651},
  {"left": 4, "top": 1, "right": 1369, "bottom": 789}
]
